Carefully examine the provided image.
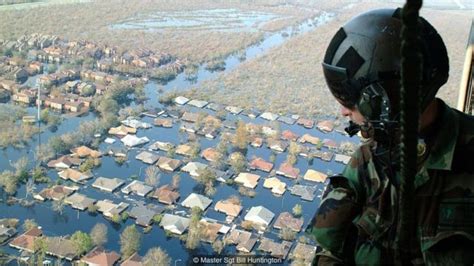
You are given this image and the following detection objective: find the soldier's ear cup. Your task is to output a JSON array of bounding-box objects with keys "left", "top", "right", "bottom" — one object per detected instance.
[{"left": 357, "top": 84, "right": 386, "bottom": 121}]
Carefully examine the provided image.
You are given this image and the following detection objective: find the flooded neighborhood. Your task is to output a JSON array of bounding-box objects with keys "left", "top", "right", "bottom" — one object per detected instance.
[{"left": 0, "top": 0, "right": 472, "bottom": 265}]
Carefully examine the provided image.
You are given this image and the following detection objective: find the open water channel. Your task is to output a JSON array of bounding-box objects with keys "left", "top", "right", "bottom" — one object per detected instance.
[{"left": 0, "top": 10, "right": 357, "bottom": 265}]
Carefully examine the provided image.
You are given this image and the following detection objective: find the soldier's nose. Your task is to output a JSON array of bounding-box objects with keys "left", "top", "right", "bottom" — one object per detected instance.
[{"left": 340, "top": 106, "right": 352, "bottom": 117}]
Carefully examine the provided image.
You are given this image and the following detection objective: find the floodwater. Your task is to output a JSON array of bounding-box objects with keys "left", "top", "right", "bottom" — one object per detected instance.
[
  {"left": 111, "top": 9, "right": 282, "bottom": 32},
  {"left": 0, "top": 11, "right": 354, "bottom": 265}
]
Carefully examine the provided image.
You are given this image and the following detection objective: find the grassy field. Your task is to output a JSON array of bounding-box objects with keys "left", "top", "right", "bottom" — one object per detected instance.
[
  {"left": 0, "top": 0, "right": 317, "bottom": 64},
  {"left": 186, "top": 0, "right": 472, "bottom": 118}
]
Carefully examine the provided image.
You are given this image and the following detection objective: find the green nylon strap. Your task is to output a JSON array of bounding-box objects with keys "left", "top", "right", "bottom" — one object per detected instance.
[{"left": 398, "top": 0, "right": 423, "bottom": 263}]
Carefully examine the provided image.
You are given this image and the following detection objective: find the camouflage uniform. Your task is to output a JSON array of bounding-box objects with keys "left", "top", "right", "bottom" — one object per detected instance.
[{"left": 307, "top": 99, "right": 474, "bottom": 265}]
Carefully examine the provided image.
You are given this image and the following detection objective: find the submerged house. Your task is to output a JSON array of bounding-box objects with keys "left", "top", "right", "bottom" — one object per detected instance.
[
  {"left": 121, "top": 180, "right": 153, "bottom": 197},
  {"left": 47, "top": 155, "right": 82, "bottom": 169},
  {"left": 129, "top": 203, "right": 164, "bottom": 227},
  {"left": 296, "top": 117, "right": 314, "bottom": 129},
  {"left": 267, "top": 139, "right": 288, "bottom": 153},
  {"left": 70, "top": 146, "right": 102, "bottom": 158},
  {"left": 335, "top": 154, "right": 351, "bottom": 164},
  {"left": 298, "top": 134, "right": 320, "bottom": 145},
  {"left": 181, "top": 162, "right": 207, "bottom": 178},
  {"left": 121, "top": 253, "right": 143, "bottom": 266},
  {"left": 291, "top": 243, "right": 317, "bottom": 263},
  {"left": 156, "top": 157, "right": 182, "bottom": 172},
  {"left": 65, "top": 193, "right": 96, "bottom": 211},
  {"left": 174, "top": 96, "right": 189, "bottom": 105},
  {"left": 108, "top": 125, "right": 136, "bottom": 136},
  {"left": 150, "top": 184, "right": 180, "bottom": 205},
  {"left": 0, "top": 225, "right": 16, "bottom": 244},
  {"left": 289, "top": 185, "right": 317, "bottom": 201},
  {"left": 225, "top": 105, "right": 243, "bottom": 115},
  {"left": 258, "top": 237, "right": 292, "bottom": 259},
  {"left": 281, "top": 130, "right": 299, "bottom": 141},
  {"left": 260, "top": 112, "right": 279, "bottom": 121},
  {"left": 121, "top": 135, "right": 150, "bottom": 148},
  {"left": 278, "top": 116, "right": 296, "bottom": 125},
  {"left": 303, "top": 169, "right": 328, "bottom": 183},
  {"left": 160, "top": 214, "right": 191, "bottom": 235},
  {"left": 226, "top": 229, "right": 258, "bottom": 253},
  {"left": 58, "top": 168, "right": 93, "bottom": 183},
  {"left": 9, "top": 227, "right": 42, "bottom": 253},
  {"left": 135, "top": 151, "right": 160, "bottom": 165},
  {"left": 263, "top": 177, "right": 286, "bottom": 195},
  {"left": 244, "top": 206, "right": 275, "bottom": 229},
  {"left": 276, "top": 163, "right": 300, "bottom": 179},
  {"left": 175, "top": 143, "right": 196, "bottom": 157},
  {"left": 95, "top": 199, "right": 129, "bottom": 218},
  {"left": 201, "top": 148, "right": 221, "bottom": 162},
  {"left": 181, "top": 193, "right": 212, "bottom": 211},
  {"left": 273, "top": 212, "right": 304, "bottom": 232},
  {"left": 214, "top": 199, "right": 242, "bottom": 218},
  {"left": 317, "top": 120, "right": 335, "bottom": 133},
  {"left": 45, "top": 236, "right": 78, "bottom": 261},
  {"left": 187, "top": 99, "right": 208, "bottom": 108},
  {"left": 81, "top": 247, "right": 120, "bottom": 266},
  {"left": 35, "top": 185, "right": 76, "bottom": 201},
  {"left": 149, "top": 141, "right": 174, "bottom": 152},
  {"left": 234, "top": 173, "right": 260, "bottom": 189},
  {"left": 153, "top": 118, "right": 173, "bottom": 128},
  {"left": 249, "top": 157, "right": 273, "bottom": 172},
  {"left": 92, "top": 177, "right": 125, "bottom": 193},
  {"left": 121, "top": 118, "right": 152, "bottom": 129}
]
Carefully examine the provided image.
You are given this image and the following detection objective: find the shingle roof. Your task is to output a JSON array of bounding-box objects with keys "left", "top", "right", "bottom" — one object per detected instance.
[
  {"left": 181, "top": 193, "right": 212, "bottom": 211},
  {"left": 244, "top": 206, "right": 274, "bottom": 226}
]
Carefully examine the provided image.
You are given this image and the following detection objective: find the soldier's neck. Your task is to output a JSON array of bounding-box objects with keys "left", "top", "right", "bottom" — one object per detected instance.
[{"left": 419, "top": 99, "right": 440, "bottom": 136}]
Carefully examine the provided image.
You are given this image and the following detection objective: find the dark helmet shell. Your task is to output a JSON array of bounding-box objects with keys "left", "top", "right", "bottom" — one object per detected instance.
[{"left": 322, "top": 8, "right": 449, "bottom": 117}]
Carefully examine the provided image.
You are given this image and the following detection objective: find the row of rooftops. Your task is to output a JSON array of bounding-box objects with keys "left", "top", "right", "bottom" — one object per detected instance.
[
  {"left": 5, "top": 222, "right": 317, "bottom": 264},
  {"left": 1, "top": 33, "right": 184, "bottom": 76},
  {"left": 174, "top": 95, "right": 342, "bottom": 132},
  {"left": 7, "top": 226, "right": 122, "bottom": 264}
]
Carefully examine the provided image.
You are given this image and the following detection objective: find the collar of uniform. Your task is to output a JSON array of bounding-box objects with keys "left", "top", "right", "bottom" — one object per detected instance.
[{"left": 424, "top": 99, "right": 459, "bottom": 170}]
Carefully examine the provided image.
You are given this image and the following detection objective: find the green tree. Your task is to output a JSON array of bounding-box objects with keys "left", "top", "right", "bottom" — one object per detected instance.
[
  {"left": 186, "top": 207, "right": 203, "bottom": 250},
  {"left": 24, "top": 178, "right": 35, "bottom": 199},
  {"left": 47, "top": 64, "right": 58, "bottom": 73},
  {"left": 279, "top": 227, "right": 296, "bottom": 241},
  {"left": 144, "top": 166, "right": 160, "bottom": 187},
  {"left": 90, "top": 223, "right": 107, "bottom": 247},
  {"left": 48, "top": 136, "right": 68, "bottom": 155},
  {"left": 97, "top": 98, "right": 119, "bottom": 116},
  {"left": 0, "top": 170, "right": 18, "bottom": 195},
  {"left": 171, "top": 174, "right": 180, "bottom": 190},
  {"left": 229, "top": 152, "right": 247, "bottom": 174},
  {"left": 120, "top": 225, "right": 141, "bottom": 259},
  {"left": 71, "top": 231, "right": 93, "bottom": 256},
  {"left": 292, "top": 204, "right": 302, "bottom": 217},
  {"left": 143, "top": 247, "right": 171, "bottom": 266},
  {"left": 80, "top": 86, "right": 96, "bottom": 97},
  {"left": 23, "top": 219, "right": 38, "bottom": 231},
  {"left": 212, "top": 239, "right": 224, "bottom": 254},
  {"left": 33, "top": 236, "right": 48, "bottom": 264},
  {"left": 233, "top": 121, "right": 249, "bottom": 150},
  {"left": 52, "top": 196, "right": 66, "bottom": 215},
  {"left": 286, "top": 141, "right": 300, "bottom": 166},
  {"left": 11, "top": 156, "right": 29, "bottom": 183},
  {"left": 111, "top": 214, "right": 121, "bottom": 224},
  {"left": 79, "top": 157, "right": 95, "bottom": 173}
]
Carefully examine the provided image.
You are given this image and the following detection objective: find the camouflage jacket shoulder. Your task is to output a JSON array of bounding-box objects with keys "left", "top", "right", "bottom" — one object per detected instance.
[{"left": 308, "top": 100, "right": 474, "bottom": 265}]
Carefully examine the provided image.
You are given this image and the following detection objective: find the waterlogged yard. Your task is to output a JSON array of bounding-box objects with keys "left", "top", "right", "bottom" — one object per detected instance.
[{"left": 111, "top": 9, "right": 285, "bottom": 32}]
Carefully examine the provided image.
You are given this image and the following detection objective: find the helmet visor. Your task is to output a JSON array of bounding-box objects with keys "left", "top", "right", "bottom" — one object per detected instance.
[{"left": 322, "top": 62, "right": 362, "bottom": 108}]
